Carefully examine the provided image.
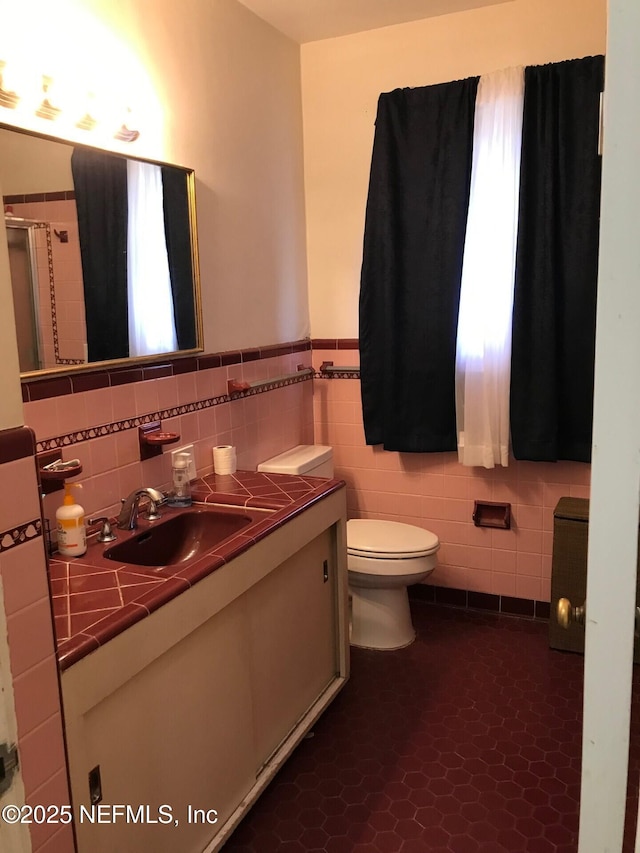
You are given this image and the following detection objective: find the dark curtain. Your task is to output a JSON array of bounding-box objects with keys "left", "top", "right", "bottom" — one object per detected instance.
[
  {"left": 161, "top": 166, "right": 198, "bottom": 350},
  {"left": 71, "top": 148, "right": 129, "bottom": 361},
  {"left": 359, "top": 79, "right": 479, "bottom": 451},
  {"left": 511, "top": 55, "right": 604, "bottom": 462}
]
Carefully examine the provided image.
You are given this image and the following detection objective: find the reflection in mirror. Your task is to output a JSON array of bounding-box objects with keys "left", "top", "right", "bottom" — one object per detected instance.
[
  {"left": 0, "top": 126, "right": 202, "bottom": 376},
  {"left": 6, "top": 221, "right": 46, "bottom": 372}
]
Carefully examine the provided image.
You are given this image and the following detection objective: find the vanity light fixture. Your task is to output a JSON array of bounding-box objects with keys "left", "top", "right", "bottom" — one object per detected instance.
[
  {"left": 113, "top": 105, "right": 140, "bottom": 142},
  {"left": 76, "top": 112, "right": 97, "bottom": 132},
  {"left": 114, "top": 124, "right": 140, "bottom": 143},
  {"left": 0, "top": 60, "right": 19, "bottom": 109},
  {"left": 0, "top": 60, "right": 140, "bottom": 142},
  {"left": 35, "top": 75, "right": 62, "bottom": 121},
  {"left": 75, "top": 102, "right": 140, "bottom": 142}
]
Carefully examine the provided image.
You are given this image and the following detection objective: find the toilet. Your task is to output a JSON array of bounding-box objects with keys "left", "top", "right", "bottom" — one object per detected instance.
[{"left": 257, "top": 445, "right": 440, "bottom": 650}]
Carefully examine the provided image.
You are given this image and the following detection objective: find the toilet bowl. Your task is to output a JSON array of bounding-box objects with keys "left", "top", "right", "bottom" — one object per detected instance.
[
  {"left": 258, "top": 445, "right": 440, "bottom": 651},
  {"left": 347, "top": 519, "right": 438, "bottom": 650}
]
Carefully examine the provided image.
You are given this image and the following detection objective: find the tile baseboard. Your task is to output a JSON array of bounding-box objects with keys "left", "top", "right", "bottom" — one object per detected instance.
[{"left": 409, "top": 583, "right": 550, "bottom": 621}]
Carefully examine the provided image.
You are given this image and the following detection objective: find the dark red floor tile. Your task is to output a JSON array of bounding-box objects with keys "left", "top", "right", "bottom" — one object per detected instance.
[
  {"left": 374, "top": 830, "right": 404, "bottom": 852},
  {"left": 394, "top": 818, "right": 424, "bottom": 840},
  {"left": 321, "top": 814, "right": 351, "bottom": 837},
  {"left": 347, "top": 821, "right": 377, "bottom": 843},
  {"left": 274, "top": 800, "right": 300, "bottom": 821},
  {"left": 295, "top": 790, "right": 324, "bottom": 810},
  {"left": 388, "top": 800, "right": 416, "bottom": 820},
  {"left": 222, "top": 603, "right": 640, "bottom": 853},
  {"left": 275, "top": 818, "right": 303, "bottom": 842},
  {"left": 441, "top": 813, "right": 471, "bottom": 835},
  {"left": 527, "top": 838, "right": 557, "bottom": 853},
  {"left": 460, "top": 801, "right": 489, "bottom": 823},
  {"left": 325, "top": 836, "right": 356, "bottom": 853},
  {"left": 497, "top": 828, "right": 529, "bottom": 849},
  {"left": 415, "top": 805, "right": 442, "bottom": 828},
  {"left": 368, "top": 810, "right": 397, "bottom": 832},
  {"left": 449, "top": 835, "right": 481, "bottom": 853},
  {"left": 299, "top": 827, "right": 330, "bottom": 849},
  {"left": 429, "top": 778, "right": 455, "bottom": 796},
  {"left": 298, "top": 807, "right": 325, "bottom": 828},
  {"left": 338, "top": 784, "right": 368, "bottom": 805},
  {"left": 417, "top": 825, "right": 449, "bottom": 846}
]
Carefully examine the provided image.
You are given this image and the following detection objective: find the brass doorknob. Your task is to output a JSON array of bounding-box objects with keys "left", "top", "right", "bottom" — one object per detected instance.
[{"left": 557, "top": 597, "right": 586, "bottom": 629}]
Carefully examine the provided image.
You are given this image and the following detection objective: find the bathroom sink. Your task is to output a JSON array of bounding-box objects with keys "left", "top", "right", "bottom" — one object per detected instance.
[{"left": 104, "top": 506, "right": 260, "bottom": 567}]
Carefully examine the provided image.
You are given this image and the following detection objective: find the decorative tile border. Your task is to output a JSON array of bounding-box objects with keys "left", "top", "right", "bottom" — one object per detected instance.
[
  {"left": 36, "top": 395, "right": 226, "bottom": 453},
  {"left": 0, "top": 519, "right": 43, "bottom": 554},
  {"left": 35, "top": 372, "right": 314, "bottom": 454},
  {"left": 231, "top": 371, "right": 315, "bottom": 398},
  {"left": 317, "top": 368, "right": 361, "bottom": 380},
  {"left": 42, "top": 222, "right": 83, "bottom": 367},
  {"left": 38, "top": 222, "right": 83, "bottom": 367},
  {"left": 312, "top": 339, "right": 360, "bottom": 380}
]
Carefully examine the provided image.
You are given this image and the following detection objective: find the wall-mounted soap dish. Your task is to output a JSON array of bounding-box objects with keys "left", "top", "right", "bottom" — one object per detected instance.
[
  {"left": 38, "top": 451, "right": 83, "bottom": 495},
  {"left": 139, "top": 421, "right": 180, "bottom": 460},
  {"left": 473, "top": 500, "right": 511, "bottom": 529}
]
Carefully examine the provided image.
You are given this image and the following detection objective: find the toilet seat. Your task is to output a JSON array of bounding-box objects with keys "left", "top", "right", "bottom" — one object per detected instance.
[{"left": 347, "top": 519, "right": 439, "bottom": 560}]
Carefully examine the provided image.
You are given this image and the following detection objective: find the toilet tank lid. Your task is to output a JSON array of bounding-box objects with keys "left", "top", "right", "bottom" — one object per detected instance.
[
  {"left": 257, "top": 445, "right": 333, "bottom": 475},
  {"left": 347, "top": 519, "right": 439, "bottom": 557}
]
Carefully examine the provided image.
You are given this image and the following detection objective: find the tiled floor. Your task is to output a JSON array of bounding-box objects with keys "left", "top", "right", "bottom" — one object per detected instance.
[{"left": 224, "top": 602, "right": 640, "bottom": 853}]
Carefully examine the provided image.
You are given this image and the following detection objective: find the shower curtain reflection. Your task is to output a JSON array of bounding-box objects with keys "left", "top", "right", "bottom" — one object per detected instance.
[
  {"left": 71, "top": 148, "right": 129, "bottom": 362},
  {"left": 71, "top": 148, "right": 198, "bottom": 363}
]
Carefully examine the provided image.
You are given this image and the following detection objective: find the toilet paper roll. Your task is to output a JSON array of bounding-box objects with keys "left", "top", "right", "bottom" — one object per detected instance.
[{"left": 213, "top": 445, "right": 237, "bottom": 475}]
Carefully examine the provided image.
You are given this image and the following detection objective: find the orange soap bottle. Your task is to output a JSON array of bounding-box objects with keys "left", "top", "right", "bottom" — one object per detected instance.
[{"left": 56, "top": 483, "right": 87, "bottom": 557}]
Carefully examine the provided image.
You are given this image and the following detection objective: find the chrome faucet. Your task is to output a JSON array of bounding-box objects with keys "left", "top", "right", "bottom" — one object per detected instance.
[{"left": 117, "top": 487, "right": 166, "bottom": 530}]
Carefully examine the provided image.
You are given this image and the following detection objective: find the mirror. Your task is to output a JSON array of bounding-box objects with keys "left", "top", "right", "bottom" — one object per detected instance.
[{"left": 0, "top": 124, "right": 202, "bottom": 377}]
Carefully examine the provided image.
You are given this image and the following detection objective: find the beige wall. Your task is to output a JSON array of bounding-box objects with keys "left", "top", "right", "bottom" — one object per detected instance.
[
  {"left": 0, "top": 130, "right": 73, "bottom": 194},
  {"left": 301, "top": 0, "right": 607, "bottom": 338}
]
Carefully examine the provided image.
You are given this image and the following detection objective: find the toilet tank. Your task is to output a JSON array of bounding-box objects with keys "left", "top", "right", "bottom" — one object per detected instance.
[{"left": 257, "top": 445, "right": 334, "bottom": 478}]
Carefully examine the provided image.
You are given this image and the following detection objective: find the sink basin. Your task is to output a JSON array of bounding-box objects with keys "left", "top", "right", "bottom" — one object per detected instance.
[{"left": 104, "top": 506, "right": 261, "bottom": 567}]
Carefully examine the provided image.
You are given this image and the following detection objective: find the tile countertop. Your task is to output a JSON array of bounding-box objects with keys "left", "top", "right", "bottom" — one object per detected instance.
[{"left": 48, "top": 470, "right": 345, "bottom": 671}]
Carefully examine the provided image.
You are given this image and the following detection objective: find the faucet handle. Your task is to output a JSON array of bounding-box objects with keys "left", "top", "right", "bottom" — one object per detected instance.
[
  {"left": 144, "top": 491, "right": 166, "bottom": 521},
  {"left": 88, "top": 516, "right": 117, "bottom": 543}
]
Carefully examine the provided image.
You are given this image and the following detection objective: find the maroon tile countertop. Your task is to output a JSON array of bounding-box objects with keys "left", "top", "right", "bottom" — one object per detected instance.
[{"left": 49, "top": 471, "right": 344, "bottom": 671}]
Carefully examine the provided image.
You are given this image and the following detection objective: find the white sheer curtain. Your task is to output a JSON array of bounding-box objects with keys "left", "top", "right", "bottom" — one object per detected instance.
[
  {"left": 127, "top": 160, "right": 178, "bottom": 357},
  {"left": 455, "top": 66, "right": 524, "bottom": 468}
]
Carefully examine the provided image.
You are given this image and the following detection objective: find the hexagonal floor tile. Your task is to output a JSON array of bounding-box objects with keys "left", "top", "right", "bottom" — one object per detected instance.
[{"left": 223, "top": 603, "right": 640, "bottom": 852}]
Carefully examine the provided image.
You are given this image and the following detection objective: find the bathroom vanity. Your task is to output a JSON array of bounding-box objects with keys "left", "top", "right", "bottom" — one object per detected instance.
[{"left": 53, "top": 472, "right": 348, "bottom": 853}]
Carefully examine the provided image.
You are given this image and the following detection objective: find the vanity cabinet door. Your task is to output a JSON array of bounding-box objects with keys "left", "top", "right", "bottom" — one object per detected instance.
[
  {"left": 249, "top": 528, "right": 339, "bottom": 770},
  {"left": 64, "top": 595, "right": 255, "bottom": 853}
]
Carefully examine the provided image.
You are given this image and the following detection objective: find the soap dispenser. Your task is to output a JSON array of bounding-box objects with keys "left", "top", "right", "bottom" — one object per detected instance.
[
  {"left": 56, "top": 483, "right": 87, "bottom": 557},
  {"left": 167, "top": 453, "right": 192, "bottom": 507}
]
